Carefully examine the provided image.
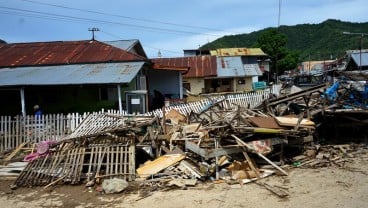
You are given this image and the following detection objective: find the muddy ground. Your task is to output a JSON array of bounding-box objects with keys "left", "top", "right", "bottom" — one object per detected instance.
[{"left": 1, "top": 147, "right": 368, "bottom": 208}]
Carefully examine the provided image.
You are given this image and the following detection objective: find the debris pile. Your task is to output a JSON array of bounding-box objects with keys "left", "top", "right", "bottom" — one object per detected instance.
[
  {"left": 290, "top": 144, "right": 368, "bottom": 169},
  {"left": 11, "top": 114, "right": 162, "bottom": 189},
  {"left": 1, "top": 81, "right": 367, "bottom": 198}
]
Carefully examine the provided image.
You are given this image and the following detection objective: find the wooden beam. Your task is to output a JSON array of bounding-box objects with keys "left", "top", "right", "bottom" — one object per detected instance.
[{"left": 231, "top": 134, "right": 288, "bottom": 176}]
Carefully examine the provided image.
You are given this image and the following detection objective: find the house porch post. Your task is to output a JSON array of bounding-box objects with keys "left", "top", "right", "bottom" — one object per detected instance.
[
  {"left": 20, "top": 87, "right": 26, "bottom": 117},
  {"left": 117, "top": 84, "right": 123, "bottom": 113}
]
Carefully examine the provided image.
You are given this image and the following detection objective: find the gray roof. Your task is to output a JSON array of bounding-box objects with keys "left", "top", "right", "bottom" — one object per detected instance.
[
  {"left": 216, "top": 56, "right": 262, "bottom": 78},
  {"left": 351, "top": 52, "right": 368, "bottom": 67},
  {"left": 104, "top": 40, "right": 147, "bottom": 58},
  {"left": 0, "top": 62, "right": 145, "bottom": 86},
  {"left": 104, "top": 40, "right": 138, "bottom": 51}
]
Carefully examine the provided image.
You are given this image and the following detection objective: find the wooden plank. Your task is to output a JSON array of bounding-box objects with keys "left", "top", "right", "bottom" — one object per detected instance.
[
  {"left": 119, "top": 146, "right": 124, "bottom": 176},
  {"left": 3, "top": 142, "right": 28, "bottom": 162},
  {"left": 87, "top": 147, "right": 94, "bottom": 182},
  {"left": 136, "top": 153, "right": 185, "bottom": 178},
  {"left": 231, "top": 134, "right": 288, "bottom": 176},
  {"left": 185, "top": 140, "right": 242, "bottom": 160},
  {"left": 234, "top": 139, "right": 261, "bottom": 180},
  {"left": 256, "top": 182, "right": 289, "bottom": 198},
  {"left": 275, "top": 116, "right": 315, "bottom": 127},
  {"left": 76, "top": 147, "right": 85, "bottom": 183}
]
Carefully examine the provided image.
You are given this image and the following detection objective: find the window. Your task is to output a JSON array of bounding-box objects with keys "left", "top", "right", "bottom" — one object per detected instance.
[{"left": 183, "top": 82, "right": 191, "bottom": 91}]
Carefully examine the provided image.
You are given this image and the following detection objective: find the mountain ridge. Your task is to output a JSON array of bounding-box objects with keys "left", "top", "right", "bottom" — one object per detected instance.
[{"left": 201, "top": 19, "right": 368, "bottom": 61}]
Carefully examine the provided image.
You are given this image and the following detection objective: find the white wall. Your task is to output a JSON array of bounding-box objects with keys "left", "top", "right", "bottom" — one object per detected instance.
[
  {"left": 234, "top": 77, "right": 254, "bottom": 92},
  {"left": 184, "top": 78, "right": 205, "bottom": 94}
]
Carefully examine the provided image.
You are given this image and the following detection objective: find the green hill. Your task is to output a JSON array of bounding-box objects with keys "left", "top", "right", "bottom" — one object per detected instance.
[{"left": 201, "top": 19, "right": 368, "bottom": 61}]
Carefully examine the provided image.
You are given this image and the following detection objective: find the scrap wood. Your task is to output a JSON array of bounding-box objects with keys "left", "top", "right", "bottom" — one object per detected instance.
[
  {"left": 226, "top": 169, "right": 274, "bottom": 185},
  {"left": 3, "top": 142, "right": 28, "bottom": 162},
  {"left": 275, "top": 116, "right": 315, "bottom": 127},
  {"left": 177, "top": 160, "right": 205, "bottom": 179},
  {"left": 167, "top": 178, "right": 197, "bottom": 187},
  {"left": 256, "top": 181, "right": 289, "bottom": 198},
  {"left": 234, "top": 139, "right": 261, "bottom": 179},
  {"left": 43, "top": 175, "right": 66, "bottom": 189},
  {"left": 231, "top": 134, "right": 288, "bottom": 176},
  {"left": 136, "top": 153, "right": 185, "bottom": 178}
]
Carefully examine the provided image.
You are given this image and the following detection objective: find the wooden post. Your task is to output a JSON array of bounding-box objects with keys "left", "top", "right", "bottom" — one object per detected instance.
[
  {"left": 117, "top": 84, "right": 123, "bottom": 113},
  {"left": 162, "top": 106, "right": 166, "bottom": 134},
  {"left": 20, "top": 88, "right": 26, "bottom": 117},
  {"left": 215, "top": 137, "right": 219, "bottom": 180}
]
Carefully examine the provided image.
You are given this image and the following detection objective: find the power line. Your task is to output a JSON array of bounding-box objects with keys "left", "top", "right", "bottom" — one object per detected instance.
[
  {"left": 0, "top": 6, "right": 221, "bottom": 37},
  {"left": 20, "top": 0, "right": 229, "bottom": 33},
  {"left": 100, "top": 30, "right": 183, "bottom": 55}
]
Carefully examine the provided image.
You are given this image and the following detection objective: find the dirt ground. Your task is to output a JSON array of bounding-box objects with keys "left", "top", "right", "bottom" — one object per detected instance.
[{"left": 1, "top": 148, "right": 368, "bottom": 208}]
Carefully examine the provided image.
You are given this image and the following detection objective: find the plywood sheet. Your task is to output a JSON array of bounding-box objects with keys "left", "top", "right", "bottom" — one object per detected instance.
[
  {"left": 247, "top": 117, "right": 283, "bottom": 129},
  {"left": 275, "top": 117, "right": 315, "bottom": 126},
  {"left": 137, "top": 154, "right": 185, "bottom": 178}
]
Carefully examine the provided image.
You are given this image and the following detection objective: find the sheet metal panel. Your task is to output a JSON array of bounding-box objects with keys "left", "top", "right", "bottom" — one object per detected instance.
[
  {"left": 104, "top": 40, "right": 138, "bottom": 50},
  {"left": 351, "top": 52, "right": 368, "bottom": 67},
  {"left": 0, "top": 62, "right": 144, "bottom": 86},
  {"left": 217, "top": 56, "right": 262, "bottom": 77},
  {"left": 104, "top": 40, "right": 148, "bottom": 58},
  {"left": 0, "top": 40, "right": 146, "bottom": 68}
]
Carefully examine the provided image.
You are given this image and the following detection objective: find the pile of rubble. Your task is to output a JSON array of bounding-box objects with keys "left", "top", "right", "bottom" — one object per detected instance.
[
  {"left": 290, "top": 144, "right": 368, "bottom": 169},
  {"left": 1, "top": 81, "right": 367, "bottom": 198}
]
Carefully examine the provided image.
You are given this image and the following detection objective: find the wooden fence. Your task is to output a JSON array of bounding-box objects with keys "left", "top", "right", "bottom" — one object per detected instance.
[{"left": 0, "top": 85, "right": 280, "bottom": 151}]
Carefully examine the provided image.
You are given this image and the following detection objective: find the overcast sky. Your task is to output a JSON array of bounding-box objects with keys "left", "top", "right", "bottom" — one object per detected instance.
[{"left": 1, "top": 0, "right": 367, "bottom": 58}]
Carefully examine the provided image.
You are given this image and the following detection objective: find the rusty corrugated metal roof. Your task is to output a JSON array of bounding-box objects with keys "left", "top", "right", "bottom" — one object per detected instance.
[
  {"left": 0, "top": 40, "right": 146, "bottom": 68},
  {"left": 210, "top": 48, "right": 267, "bottom": 56},
  {"left": 151, "top": 56, "right": 217, "bottom": 78}
]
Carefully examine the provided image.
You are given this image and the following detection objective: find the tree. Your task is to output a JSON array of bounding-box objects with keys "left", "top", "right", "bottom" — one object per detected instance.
[
  {"left": 0, "top": 39, "right": 6, "bottom": 44},
  {"left": 278, "top": 50, "right": 300, "bottom": 73},
  {"left": 256, "top": 28, "right": 299, "bottom": 79}
]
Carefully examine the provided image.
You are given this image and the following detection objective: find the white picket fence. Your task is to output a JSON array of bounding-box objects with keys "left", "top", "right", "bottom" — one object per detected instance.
[
  {"left": 0, "top": 85, "right": 280, "bottom": 151},
  {"left": 147, "top": 90, "right": 272, "bottom": 117}
]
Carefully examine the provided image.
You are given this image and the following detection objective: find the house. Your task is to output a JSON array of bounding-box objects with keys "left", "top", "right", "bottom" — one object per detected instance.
[
  {"left": 343, "top": 49, "right": 368, "bottom": 71},
  {"left": 152, "top": 47, "right": 269, "bottom": 95},
  {"left": 337, "top": 49, "right": 368, "bottom": 81},
  {"left": 210, "top": 48, "right": 268, "bottom": 92},
  {"left": 0, "top": 39, "right": 184, "bottom": 115},
  {"left": 300, "top": 60, "right": 336, "bottom": 74}
]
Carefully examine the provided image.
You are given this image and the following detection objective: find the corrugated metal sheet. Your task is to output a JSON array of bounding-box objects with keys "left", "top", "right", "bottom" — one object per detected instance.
[
  {"left": 217, "top": 56, "right": 262, "bottom": 77},
  {"left": 351, "top": 52, "right": 368, "bottom": 67},
  {"left": 210, "top": 48, "right": 267, "bottom": 56},
  {"left": 104, "top": 40, "right": 148, "bottom": 58},
  {"left": 0, "top": 62, "right": 144, "bottom": 86},
  {"left": 151, "top": 56, "right": 217, "bottom": 78},
  {"left": 0, "top": 40, "right": 146, "bottom": 68},
  {"left": 104, "top": 40, "right": 138, "bottom": 50}
]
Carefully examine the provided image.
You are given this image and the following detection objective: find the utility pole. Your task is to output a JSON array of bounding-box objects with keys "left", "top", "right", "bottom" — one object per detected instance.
[
  {"left": 278, "top": 0, "right": 282, "bottom": 28},
  {"left": 88, "top": 27, "right": 100, "bottom": 40}
]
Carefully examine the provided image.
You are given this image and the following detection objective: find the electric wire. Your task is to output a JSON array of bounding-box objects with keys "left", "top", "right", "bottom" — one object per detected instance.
[
  {"left": 20, "top": 0, "right": 228, "bottom": 33},
  {"left": 0, "top": 6, "right": 221, "bottom": 37},
  {"left": 100, "top": 30, "right": 183, "bottom": 55}
]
